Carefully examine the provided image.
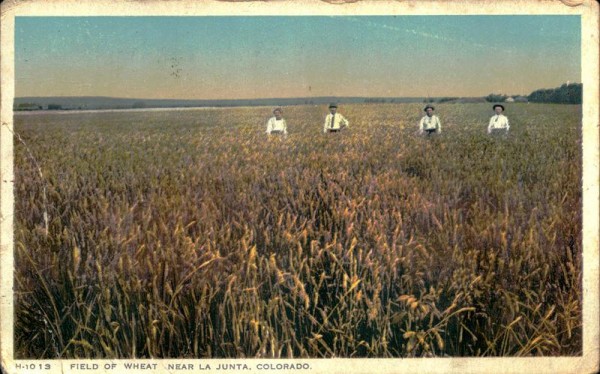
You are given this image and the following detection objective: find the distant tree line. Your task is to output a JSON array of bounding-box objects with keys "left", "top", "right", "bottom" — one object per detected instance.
[
  {"left": 484, "top": 94, "right": 509, "bottom": 103},
  {"left": 15, "top": 103, "right": 43, "bottom": 111},
  {"left": 528, "top": 83, "right": 582, "bottom": 104},
  {"left": 363, "top": 98, "right": 408, "bottom": 103},
  {"left": 364, "top": 98, "right": 388, "bottom": 103},
  {"left": 423, "top": 97, "right": 459, "bottom": 103},
  {"left": 483, "top": 94, "right": 527, "bottom": 103},
  {"left": 485, "top": 83, "right": 582, "bottom": 104},
  {"left": 15, "top": 103, "right": 63, "bottom": 111},
  {"left": 439, "top": 97, "right": 459, "bottom": 103}
]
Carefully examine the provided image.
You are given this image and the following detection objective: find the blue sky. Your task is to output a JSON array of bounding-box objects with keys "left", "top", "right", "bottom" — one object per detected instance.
[{"left": 15, "top": 16, "right": 581, "bottom": 99}]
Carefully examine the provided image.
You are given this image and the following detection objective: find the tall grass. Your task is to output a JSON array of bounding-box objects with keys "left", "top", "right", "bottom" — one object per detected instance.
[{"left": 13, "top": 103, "right": 582, "bottom": 358}]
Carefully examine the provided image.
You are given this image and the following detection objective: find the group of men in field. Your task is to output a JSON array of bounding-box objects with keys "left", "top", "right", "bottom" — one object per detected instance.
[{"left": 266, "top": 103, "right": 510, "bottom": 137}]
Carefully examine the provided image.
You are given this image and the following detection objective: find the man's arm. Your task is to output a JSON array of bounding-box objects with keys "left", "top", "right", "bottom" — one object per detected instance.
[
  {"left": 323, "top": 115, "right": 329, "bottom": 133},
  {"left": 266, "top": 118, "right": 273, "bottom": 133},
  {"left": 436, "top": 117, "right": 441, "bottom": 133},
  {"left": 341, "top": 115, "right": 349, "bottom": 128},
  {"left": 487, "top": 117, "right": 493, "bottom": 133}
]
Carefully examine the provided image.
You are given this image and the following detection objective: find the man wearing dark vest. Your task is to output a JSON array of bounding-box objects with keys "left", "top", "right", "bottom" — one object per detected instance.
[{"left": 323, "top": 103, "right": 349, "bottom": 133}]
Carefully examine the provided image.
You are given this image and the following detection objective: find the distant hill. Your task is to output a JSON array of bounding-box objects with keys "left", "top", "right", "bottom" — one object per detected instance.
[
  {"left": 15, "top": 85, "right": 582, "bottom": 112},
  {"left": 14, "top": 96, "right": 427, "bottom": 111}
]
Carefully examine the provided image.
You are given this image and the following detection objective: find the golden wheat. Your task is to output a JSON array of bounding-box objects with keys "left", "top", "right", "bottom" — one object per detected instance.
[{"left": 13, "top": 103, "right": 582, "bottom": 358}]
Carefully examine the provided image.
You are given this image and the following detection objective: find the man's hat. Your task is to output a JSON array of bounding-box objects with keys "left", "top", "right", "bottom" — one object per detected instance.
[
  {"left": 273, "top": 107, "right": 282, "bottom": 113},
  {"left": 423, "top": 105, "right": 435, "bottom": 111},
  {"left": 493, "top": 104, "right": 505, "bottom": 111},
  {"left": 329, "top": 103, "right": 338, "bottom": 108}
]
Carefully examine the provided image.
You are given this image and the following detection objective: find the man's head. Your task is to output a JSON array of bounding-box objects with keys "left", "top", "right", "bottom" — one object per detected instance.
[
  {"left": 273, "top": 108, "right": 283, "bottom": 120},
  {"left": 329, "top": 103, "right": 338, "bottom": 114},
  {"left": 424, "top": 105, "right": 434, "bottom": 117},
  {"left": 493, "top": 104, "right": 505, "bottom": 115}
]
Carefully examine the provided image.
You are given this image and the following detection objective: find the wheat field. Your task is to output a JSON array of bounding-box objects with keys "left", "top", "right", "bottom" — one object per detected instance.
[{"left": 13, "top": 103, "right": 582, "bottom": 358}]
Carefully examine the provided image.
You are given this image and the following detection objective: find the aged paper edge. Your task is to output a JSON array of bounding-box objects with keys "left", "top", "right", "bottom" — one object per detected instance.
[{"left": 1, "top": 1, "right": 598, "bottom": 373}]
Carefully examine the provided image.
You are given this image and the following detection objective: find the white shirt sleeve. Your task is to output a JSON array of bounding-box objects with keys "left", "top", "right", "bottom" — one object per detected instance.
[
  {"left": 505, "top": 117, "right": 510, "bottom": 132},
  {"left": 487, "top": 116, "right": 494, "bottom": 133},
  {"left": 323, "top": 114, "right": 330, "bottom": 133},
  {"left": 436, "top": 116, "right": 441, "bottom": 133},
  {"left": 340, "top": 115, "right": 349, "bottom": 128},
  {"left": 266, "top": 118, "right": 272, "bottom": 134},
  {"left": 419, "top": 117, "right": 425, "bottom": 133},
  {"left": 283, "top": 119, "right": 288, "bottom": 135}
]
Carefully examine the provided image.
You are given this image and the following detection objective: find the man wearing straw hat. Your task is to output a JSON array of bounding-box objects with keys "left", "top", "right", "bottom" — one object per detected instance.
[
  {"left": 419, "top": 104, "right": 442, "bottom": 135},
  {"left": 323, "top": 103, "right": 349, "bottom": 133},
  {"left": 266, "top": 107, "right": 288, "bottom": 138},
  {"left": 487, "top": 104, "right": 510, "bottom": 134}
]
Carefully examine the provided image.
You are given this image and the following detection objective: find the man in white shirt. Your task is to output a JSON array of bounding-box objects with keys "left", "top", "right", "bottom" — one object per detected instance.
[
  {"left": 487, "top": 104, "right": 510, "bottom": 134},
  {"left": 419, "top": 105, "right": 442, "bottom": 135},
  {"left": 323, "top": 103, "right": 349, "bottom": 133},
  {"left": 266, "top": 108, "right": 288, "bottom": 137}
]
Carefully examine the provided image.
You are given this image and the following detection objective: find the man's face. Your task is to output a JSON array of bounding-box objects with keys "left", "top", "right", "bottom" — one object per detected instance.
[
  {"left": 426, "top": 108, "right": 434, "bottom": 117},
  {"left": 329, "top": 107, "right": 337, "bottom": 114},
  {"left": 274, "top": 110, "right": 282, "bottom": 120},
  {"left": 495, "top": 107, "right": 503, "bottom": 115}
]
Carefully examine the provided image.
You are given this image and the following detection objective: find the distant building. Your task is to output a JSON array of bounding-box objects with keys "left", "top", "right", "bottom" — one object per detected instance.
[
  {"left": 505, "top": 97, "right": 515, "bottom": 103},
  {"left": 513, "top": 96, "right": 528, "bottom": 103}
]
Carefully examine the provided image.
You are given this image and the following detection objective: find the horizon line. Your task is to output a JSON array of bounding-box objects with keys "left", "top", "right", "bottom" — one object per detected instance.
[{"left": 13, "top": 94, "right": 521, "bottom": 101}]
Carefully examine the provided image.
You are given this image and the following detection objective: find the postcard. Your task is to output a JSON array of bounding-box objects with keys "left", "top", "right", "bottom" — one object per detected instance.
[{"left": 1, "top": 1, "right": 598, "bottom": 373}]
